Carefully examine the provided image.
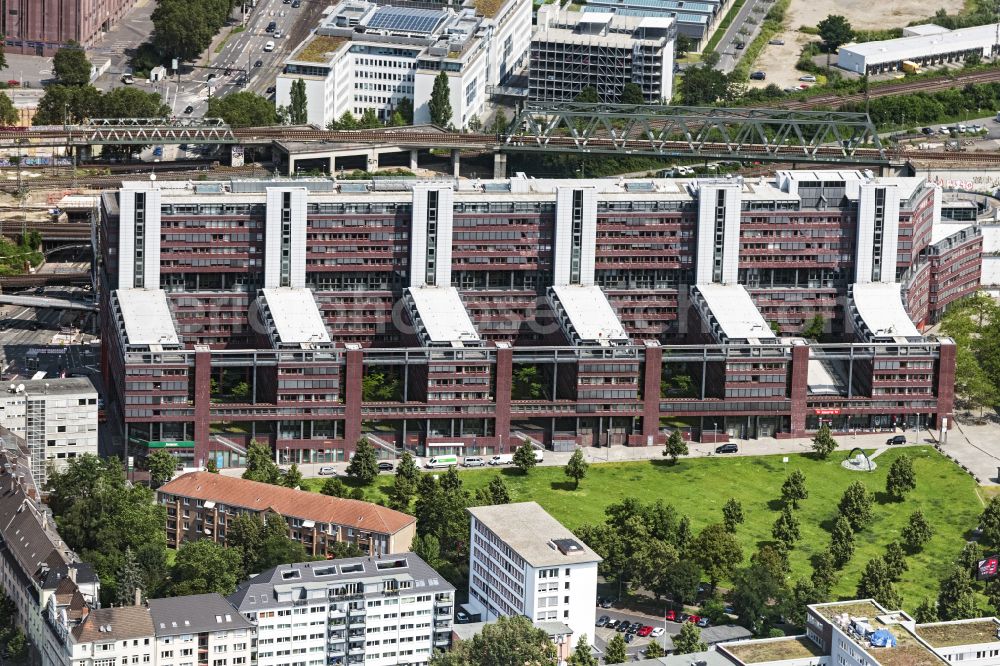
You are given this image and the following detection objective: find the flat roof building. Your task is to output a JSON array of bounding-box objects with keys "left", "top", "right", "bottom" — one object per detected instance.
[
  {"left": 467, "top": 502, "right": 601, "bottom": 645},
  {"left": 157, "top": 471, "right": 416, "bottom": 556},
  {"left": 276, "top": 0, "right": 531, "bottom": 128},
  {"left": 530, "top": 6, "right": 675, "bottom": 103},
  {"left": 3, "top": 0, "right": 138, "bottom": 55},
  {"left": 838, "top": 23, "right": 1000, "bottom": 74}
]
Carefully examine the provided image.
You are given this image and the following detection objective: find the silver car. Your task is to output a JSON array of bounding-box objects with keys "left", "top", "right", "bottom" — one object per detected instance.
[
  {"left": 318, "top": 466, "right": 337, "bottom": 475},
  {"left": 463, "top": 457, "right": 486, "bottom": 467}
]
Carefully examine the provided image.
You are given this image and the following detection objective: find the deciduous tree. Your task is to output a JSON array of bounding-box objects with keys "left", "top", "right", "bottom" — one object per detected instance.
[
  {"left": 207, "top": 91, "right": 278, "bottom": 127},
  {"left": 883, "top": 541, "right": 908, "bottom": 581},
  {"left": 388, "top": 452, "right": 419, "bottom": 511},
  {"left": 780, "top": 469, "right": 808, "bottom": 508},
  {"left": 811, "top": 550, "right": 838, "bottom": 594},
  {"left": 475, "top": 475, "right": 511, "bottom": 505},
  {"left": 914, "top": 598, "right": 939, "bottom": 623},
  {"left": 838, "top": 481, "right": 874, "bottom": 531},
  {"left": 885, "top": 454, "right": 916, "bottom": 500},
  {"left": 903, "top": 510, "right": 933, "bottom": 552},
  {"left": 430, "top": 616, "right": 555, "bottom": 665},
  {"left": 283, "top": 463, "right": 303, "bottom": 489},
  {"left": 604, "top": 633, "right": 628, "bottom": 664},
  {"left": 830, "top": 516, "right": 855, "bottom": 568},
  {"left": 621, "top": 82, "right": 645, "bottom": 105},
  {"left": 723, "top": 497, "right": 745, "bottom": 532},
  {"left": 856, "top": 557, "right": 902, "bottom": 610},
  {"left": 663, "top": 429, "right": 688, "bottom": 464},
  {"left": 146, "top": 450, "right": 176, "bottom": 488},
  {"left": 0, "top": 92, "right": 17, "bottom": 126},
  {"left": 569, "top": 635, "right": 598, "bottom": 665},
  {"left": 513, "top": 440, "right": 538, "bottom": 474},
  {"left": 243, "top": 440, "right": 281, "bottom": 485},
  {"left": 802, "top": 313, "right": 826, "bottom": 340},
  {"left": 980, "top": 496, "right": 1000, "bottom": 549},
  {"left": 811, "top": 424, "right": 837, "bottom": 459},
  {"left": 937, "top": 565, "right": 979, "bottom": 620},
  {"left": 346, "top": 438, "right": 379, "bottom": 484},
  {"left": 771, "top": 506, "right": 801, "bottom": 551},
  {"left": 289, "top": 78, "right": 308, "bottom": 124},
  {"left": 565, "top": 449, "right": 589, "bottom": 488},
  {"left": 169, "top": 540, "right": 241, "bottom": 596},
  {"left": 693, "top": 523, "right": 743, "bottom": 589},
  {"left": 428, "top": 71, "right": 452, "bottom": 127},
  {"left": 673, "top": 622, "right": 707, "bottom": 655},
  {"left": 53, "top": 41, "right": 91, "bottom": 86}
]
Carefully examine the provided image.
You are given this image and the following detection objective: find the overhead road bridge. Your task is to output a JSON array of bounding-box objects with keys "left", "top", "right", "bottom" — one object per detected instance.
[
  {"left": 0, "top": 106, "right": 889, "bottom": 167},
  {"left": 0, "top": 294, "right": 96, "bottom": 312}
]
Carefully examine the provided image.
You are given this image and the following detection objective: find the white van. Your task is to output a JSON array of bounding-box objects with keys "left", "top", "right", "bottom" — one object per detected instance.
[
  {"left": 426, "top": 455, "right": 458, "bottom": 469},
  {"left": 264, "top": 41, "right": 275, "bottom": 52},
  {"left": 489, "top": 454, "right": 513, "bottom": 466},
  {"left": 533, "top": 449, "right": 544, "bottom": 463}
]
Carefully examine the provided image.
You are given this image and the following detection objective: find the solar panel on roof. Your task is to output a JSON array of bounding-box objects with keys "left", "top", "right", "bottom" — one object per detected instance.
[{"left": 366, "top": 6, "right": 445, "bottom": 34}]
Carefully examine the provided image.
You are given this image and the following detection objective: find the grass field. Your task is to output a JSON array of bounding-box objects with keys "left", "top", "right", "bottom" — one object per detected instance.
[{"left": 304, "top": 446, "right": 983, "bottom": 610}]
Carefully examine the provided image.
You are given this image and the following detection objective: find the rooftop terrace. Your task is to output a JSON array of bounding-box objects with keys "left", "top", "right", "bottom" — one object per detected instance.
[{"left": 916, "top": 620, "right": 1000, "bottom": 648}]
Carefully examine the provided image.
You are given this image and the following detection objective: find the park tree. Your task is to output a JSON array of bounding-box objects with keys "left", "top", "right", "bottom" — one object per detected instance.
[
  {"left": 676, "top": 515, "right": 693, "bottom": 554},
  {"left": 283, "top": 463, "right": 303, "bottom": 489},
  {"left": 146, "top": 450, "right": 177, "bottom": 488},
  {"left": 675, "top": 34, "right": 693, "bottom": 58},
  {"left": 604, "top": 633, "right": 628, "bottom": 664},
  {"left": 388, "top": 452, "right": 419, "bottom": 511},
  {"left": 883, "top": 542, "right": 909, "bottom": 582},
  {"left": 321, "top": 477, "right": 364, "bottom": 500},
  {"left": 856, "top": 557, "right": 902, "bottom": 610},
  {"left": 817, "top": 15, "right": 854, "bottom": 56},
  {"left": 783, "top": 579, "right": 823, "bottom": 626},
  {"left": 838, "top": 481, "right": 874, "bottom": 531},
  {"left": 674, "top": 621, "right": 708, "bottom": 655},
  {"left": 811, "top": 424, "right": 837, "bottom": 459},
  {"left": 207, "top": 91, "right": 278, "bottom": 127},
  {"left": 666, "top": 560, "right": 703, "bottom": 605},
  {"left": 980, "top": 496, "right": 1000, "bottom": 549},
  {"left": 634, "top": 540, "right": 680, "bottom": 600},
  {"left": 475, "top": 475, "right": 512, "bottom": 506},
  {"left": 830, "top": 516, "right": 855, "bottom": 568},
  {"left": 290, "top": 79, "right": 308, "bottom": 124},
  {"left": 734, "top": 547, "right": 788, "bottom": 635},
  {"left": 885, "top": 454, "right": 917, "bottom": 500},
  {"left": 99, "top": 86, "right": 170, "bottom": 118},
  {"left": 33, "top": 84, "right": 102, "bottom": 125},
  {"left": 985, "top": 575, "right": 1000, "bottom": 614},
  {"left": 802, "top": 314, "right": 826, "bottom": 340},
  {"left": 115, "top": 547, "right": 146, "bottom": 607},
  {"left": 53, "top": 41, "right": 91, "bottom": 86},
  {"left": 811, "top": 550, "right": 838, "bottom": 593},
  {"left": 243, "top": 440, "right": 281, "bottom": 485},
  {"left": 565, "top": 449, "right": 589, "bottom": 489},
  {"left": 644, "top": 640, "right": 665, "bottom": 658},
  {"left": 937, "top": 565, "right": 979, "bottom": 620},
  {"left": 513, "top": 440, "right": 538, "bottom": 474},
  {"left": 914, "top": 598, "right": 939, "bottom": 623},
  {"left": 723, "top": 497, "right": 745, "bottom": 532},
  {"left": 780, "top": 469, "right": 808, "bottom": 508},
  {"left": 413, "top": 471, "right": 471, "bottom": 569},
  {"left": 0, "top": 92, "right": 17, "bottom": 126},
  {"left": 621, "top": 82, "right": 645, "bottom": 105},
  {"left": 346, "top": 438, "right": 379, "bottom": 484},
  {"left": 45, "top": 455, "right": 167, "bottom": 604},
  {"left": 771, "top": 506, "right": 801, "bottom": 551},
  {"left": 957, "top": 542, "right": 984, "bottom": 575},
  {"left": 428, "top": 71, "right": 452, "bottom": 127},
  {"left": 903, "top": 510, "right": 933, "bottom": 552},
  {"left": 569, "top": 635, "right": 598, "bottom": 666},
  {"left": 693, "top": 523, "right": 743, "bottom": 589},
  {"left": 678, "top": 62, "right": 741, "bottom": 106},
  {"left": 663, "top": 429, "right": 688, "bottom": 464},
  {"left": 169, "top": 539, "right": 242, "bottom": 596},
  {"left": 432, "top": 616, "right": 556, "bottom": 666}
]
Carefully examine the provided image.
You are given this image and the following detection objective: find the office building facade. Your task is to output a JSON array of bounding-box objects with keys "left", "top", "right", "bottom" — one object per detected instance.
[
  {"left": 1, "top": 0, "right": 137, "bottom": 55},
  {"left": 98, "top": 171, "right": 977, "bottom": 465}
]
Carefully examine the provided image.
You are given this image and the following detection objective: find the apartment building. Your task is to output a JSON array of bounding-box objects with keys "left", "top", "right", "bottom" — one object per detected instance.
[
  {"left": 530, "top": 6, "right": 675, "bottom": 103},
  {"left": 275, "top": 0, "right": 530, "bottom": 128},
  {"left": 1, "top": 0, "right": 138, "bottom": 55},
  {"left": 466, "top": 502, "right": 600, "bottom": 645},
  {"left": 228, "top": 553, "right": 455, "bottom": 666},
  {"left": 97, "top": 171, "right": 977, "bottom": 465},
  {"left": 0, "top": 377, "right": 99, "bottom": 488},
  {"left": 149, "top": 594, "right": 255, "bottom": 666},
  {"left": 156, "top": 471, "right": 416, "bottom": 556}
]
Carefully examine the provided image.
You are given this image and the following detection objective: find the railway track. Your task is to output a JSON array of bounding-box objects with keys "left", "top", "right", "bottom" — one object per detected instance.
[{"left": 782, "top": 68, "right": 1000, "bottom": 110}]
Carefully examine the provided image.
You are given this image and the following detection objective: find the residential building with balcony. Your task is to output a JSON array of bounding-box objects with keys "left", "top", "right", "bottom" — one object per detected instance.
[
  {"left": 97, "top": 171, "right": 974, "bottom": 466},
  {"left": 275, "top": 0, "right": 530, "bottom": 128},
  {"left": 228, "top": 553, "right": 455, "bottom": 666},
  {"left": 149, "top": 594, "right": 255, "bottom": 666},
  {"left": 156, "top": 471, "right": 416, "bottom": 556},
  {"left": 530, "top": 6, "right": 675, "bottom": 103},
  {"left": 466, "top": 502, "right": 601, "bottom": 645}
]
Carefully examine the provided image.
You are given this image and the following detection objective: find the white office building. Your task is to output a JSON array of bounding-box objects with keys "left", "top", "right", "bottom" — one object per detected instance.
[
  {"left": 0, "top": 377, "right": 98, "bottom": 488},
  {"left": 467, "top": 502, "right": 601, "bottom": 646},
  {"left": 228, "top": 554, "right": 455, "bottom": 666},
  {"left": 276, "top": 0, "right": 531, "bottom": 129}
]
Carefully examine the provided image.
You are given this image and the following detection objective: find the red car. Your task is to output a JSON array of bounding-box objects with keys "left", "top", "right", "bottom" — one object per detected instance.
[
  {"left": 664, "top": 610, "right": 678, "bottom": 622},
  {"left": 637, "top": 626, "right": 654, "bottom": 637},
  {"left": 687, "top": 614, "right": 702, "bottom": 624}
]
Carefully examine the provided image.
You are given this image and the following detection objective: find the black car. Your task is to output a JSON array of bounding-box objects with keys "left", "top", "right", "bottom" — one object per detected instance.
[
  {"left": 598, "top": 597, "right": 613, "bottom": 609},
  {"left": 628, "top": 622, "right": 642, "bottom": 634},
  {"left": 735, "top": 41, "right": 745, "bottom": 49},
  {"left": 266, "top": 21, "right": 277, "bottom": 32},
  {"left": 378, "top": 461, "right": 394, "bottom": 471},
  {"left": 886, "top": 435, "right": 906, "bottom": 445},
  {"left": 254, "top": 59, "right": 264, "bottom": 68},
  {"left": 292, "top": 0, "right": 301, "bottom": 6},
  {"left": 265, "top": 85, "right": 276, "bottom": 95},
  {"left": 921, "top": 127, "right": 935, "bottom": 135},
  {"left": 749, "top": 71, "right": 766, "bottom": 80},
  {"left": 183, "top": 105, "right": 194, "bottom": 114},
  {"left": 624, "top": 633, "right": 635, "bottom": 643},
  {"left": 715, "top": 443, "right": 738, "bottom": 454},
  {"left": 616, "top": 622, "right": 629, "bottom": 633}
]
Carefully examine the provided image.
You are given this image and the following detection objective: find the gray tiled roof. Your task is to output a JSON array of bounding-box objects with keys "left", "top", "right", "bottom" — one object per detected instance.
[
  {"left": 229, "top": 553, "right": 453, "bottom": 612},
  {"left": 149, "top": 593, "right": 253, "bottom": 636}
]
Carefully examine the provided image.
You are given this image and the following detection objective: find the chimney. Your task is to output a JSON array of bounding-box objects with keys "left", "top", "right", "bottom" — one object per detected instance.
[
  {"left": 134, "top": 587, "right": 143, "bottom": 607},
  {"left": 68, "top": 567, "right": 77, "bottom": 583}
]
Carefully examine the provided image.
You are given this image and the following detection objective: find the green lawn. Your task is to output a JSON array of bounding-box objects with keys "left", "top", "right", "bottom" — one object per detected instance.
[{"left": 304, "top": 446, "right": 982, "bottom": 610}]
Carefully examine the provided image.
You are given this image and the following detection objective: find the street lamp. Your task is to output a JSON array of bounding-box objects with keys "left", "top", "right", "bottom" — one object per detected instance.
[{"left": 713, "top": 421, "right": 718, "bottom": 442}]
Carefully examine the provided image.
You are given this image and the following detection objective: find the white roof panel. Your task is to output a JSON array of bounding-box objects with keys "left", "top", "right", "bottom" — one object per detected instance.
[
  {"left": 851, "top": 283, "right": 920, "bottom": 338},
  {"left": 261, "top": 288, "right": 330, "bottom": 344},
  {"left": 550, "top": 285, "right": 627, "bottom": 344},
  {"left": 406, "top": 286, "right": 480, "bottom": 343},
  {"left": 695, "top": 283, "right": 774, "bottom": 341},
  {"left": 931, "top": 221, "right": 974, "bottom": 246},
  {"left": 841, "top": 23, "right": 997, "bottom": 65},
  {"left": 116, "top": 289, "right": 180, "bottom": 346}
]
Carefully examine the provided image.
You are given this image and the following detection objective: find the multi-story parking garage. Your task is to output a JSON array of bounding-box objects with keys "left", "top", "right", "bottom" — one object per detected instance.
[{"left": 98, "top": 171, "right": 979, "bottom": 466}]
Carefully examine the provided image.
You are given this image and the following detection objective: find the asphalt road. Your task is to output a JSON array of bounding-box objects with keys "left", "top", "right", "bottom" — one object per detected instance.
[
  {"left": 593, "top": 608, "right": 679, "bottom": 660},
  {"left": 713, "top": 0, "right": 765, "bottom": 73}
]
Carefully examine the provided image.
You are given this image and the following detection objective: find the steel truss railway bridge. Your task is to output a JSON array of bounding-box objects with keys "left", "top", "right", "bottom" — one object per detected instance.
[{"left": 0, "top": 103, "right": 893, "bottom": 166}]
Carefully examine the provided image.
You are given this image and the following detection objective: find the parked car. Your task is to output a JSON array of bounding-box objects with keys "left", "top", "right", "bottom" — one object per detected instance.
[
  {"left": 799, "top": 75, "right": 817, "bottom": 82},
  {"left": 597, "top": 615, "right": 611, "bottom": 627},
  {"left": 715, "top": 443, "right": 738, "bottom": 454},
  {"left": 489, "top": 454, "right": 513, "bottom": 465},
  {"left": 598, "top": 597, "right": 613, "bottom": 609},
  {"left": 921, "top": 127, "right": 935, "bottom": 135},
  {"left": 318, "top": 466, "right": 336, "bottom": 475},
  {"left": 678, "top": 613, "right": 690, "bottom": 623},
  {"left": 616, "top": 622, "right": 630, "bottom": 633},
  {"left": 768, "top": 38, "right": 784, "bottom": 45},
  {"left": 266, "top": 85, "right": 276, "bottom": 95},
  {"left": 456, "top": 610, "right": 469, "bottom": 624},
  {"left": 378, "top": 461, "right": 394, "bottom": 471},
  {"left": 624, "top": 633, "right": 635, "bottom": 643},
  {"left": 886, "top": 435, "right": 906, "bottom": 445},
  {"left": 697, "top": 617, "right": 711, "bottom": 628},
  {"left": 464, "top": 456, "right": 486, "bottom": 467},
  {"left": 687, "top": 614, "right": 702, "bottom": 625},
  {"left": 665, "top": 610, "right": 678, "bottom": 622},
  {"left": 650, "top": 627, "right": 665, "bottom": 638},
  {"left": 638, "top": 626, "right": 653, "bottom": 637},
  {"left": 630, "top": 622, "right": 643, "bottom": 633},
  {"left": 749, "top": 71, "right": 766, "bottom": 80}
]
